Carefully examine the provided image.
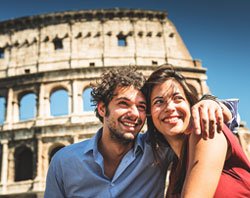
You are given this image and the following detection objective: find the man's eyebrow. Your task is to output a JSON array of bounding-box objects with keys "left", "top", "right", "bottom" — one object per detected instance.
[
  {"left": 139, "top": 101, "right": 146, "bottom": 105},
  {"left": 115, "top": 97, "right": 130, "bottom": 101},
  {"left": 115, "top": 97, "right": 146, "bottom": 105}
]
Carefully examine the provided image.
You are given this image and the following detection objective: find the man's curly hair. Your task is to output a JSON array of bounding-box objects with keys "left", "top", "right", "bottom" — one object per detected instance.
[{"left": 91, "top": 67, "right": 145, "bottom": 122}]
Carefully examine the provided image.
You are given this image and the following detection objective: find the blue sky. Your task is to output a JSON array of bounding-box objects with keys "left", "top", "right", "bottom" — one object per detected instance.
[{"left": 0, "top": 0, "right": 249, "bottom": 127}]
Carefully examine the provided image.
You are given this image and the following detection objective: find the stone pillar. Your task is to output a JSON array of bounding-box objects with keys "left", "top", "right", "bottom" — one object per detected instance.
[
  {"left": 34, "top": 136, "right": 43, "bottom": 191},
  {"left": 161, "top": 21, "right": 169, "bottom": 64},
  {"left": 70, "top": 81, "right": 82, "bottom": 123},
  {"left": 4, "top": 88, "right": 13, "bottom": 130},
  {"left": 38, "top": 84, "right": 45, "bottom": 118},
  {"left": 1, "top": 140, "right": 9, "bottom": 193},
  {"left": 73, "top": 135, "right": 79, "bottom": 143},
  {"left": 71, "top": 80, "right": 79, "bottom": 115},
  {"left": 36, "top": 136, "right": 43, "bottom": 180},
  {"left": 43, "top": 85, "right": 50, "bottom": 118},
  {"left": 12, "top": 98, "right": 19, "bottom": 123},
  {"left": 36, "top": 83, "right": 45, "bottom": 125}
]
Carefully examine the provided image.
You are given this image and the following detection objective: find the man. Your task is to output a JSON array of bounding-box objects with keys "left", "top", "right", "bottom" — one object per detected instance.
[{"left": 45, "top": 67, "right": 239, "bottom": 197}]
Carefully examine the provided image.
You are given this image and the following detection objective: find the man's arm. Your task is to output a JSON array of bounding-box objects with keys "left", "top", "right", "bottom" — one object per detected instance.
[{"left": 191, "top": 95, "right": 239, "bottom": 139}]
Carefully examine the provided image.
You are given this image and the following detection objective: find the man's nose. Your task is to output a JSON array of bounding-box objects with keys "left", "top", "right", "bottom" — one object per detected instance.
[{"left": 128, "top": 105, "right": 140, "bottom": 119}]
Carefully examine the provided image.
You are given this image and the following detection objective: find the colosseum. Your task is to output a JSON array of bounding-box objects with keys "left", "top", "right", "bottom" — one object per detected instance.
[{"left": 0, "top": 8, "right": 249, "bottom": 197}]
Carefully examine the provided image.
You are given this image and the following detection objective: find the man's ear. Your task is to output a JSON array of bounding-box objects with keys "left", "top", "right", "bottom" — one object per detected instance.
[{"left": 97, "top": 102, "right": 106, "bottom": 117}]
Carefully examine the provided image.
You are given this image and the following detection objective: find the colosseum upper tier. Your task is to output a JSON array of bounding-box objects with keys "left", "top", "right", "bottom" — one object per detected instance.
[{"left": 0, "top": 9, "right": 249, "bottom": 198}]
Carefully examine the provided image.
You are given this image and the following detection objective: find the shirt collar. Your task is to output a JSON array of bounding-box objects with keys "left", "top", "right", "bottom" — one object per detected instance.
[
  {"left": 83, "top": 128, "right": 103, "bottom": 155},
  {"left": 83, "top": 128, "right": 145, "bottom": 156}
]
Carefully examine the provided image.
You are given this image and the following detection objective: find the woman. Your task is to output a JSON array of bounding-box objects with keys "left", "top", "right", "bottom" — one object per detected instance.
[{"left": 142, "top": 65, "right": 250, "bottom": 197}]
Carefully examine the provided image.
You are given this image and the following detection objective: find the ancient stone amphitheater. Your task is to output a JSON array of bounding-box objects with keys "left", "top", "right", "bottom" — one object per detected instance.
[{"left": 0, "top": 9, "right": 249, "bottom": 198}]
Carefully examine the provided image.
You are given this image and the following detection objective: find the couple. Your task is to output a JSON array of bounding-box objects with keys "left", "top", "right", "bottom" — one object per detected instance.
[{"left": 45, "top": 65, "right": 249, "bottom": 197}]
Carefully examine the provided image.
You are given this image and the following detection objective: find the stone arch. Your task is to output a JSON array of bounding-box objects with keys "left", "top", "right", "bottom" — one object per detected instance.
[
  {"left": 18, "top": 91, "right": 37, "bottom": 121},
  {"left": 48, "top": 143, "right": 65, "bottom": 163},
  {"left": 50, "top": 86, "right": 69, "bottom": 116},
  {"left": 14, "top": 145, "right": 33, "bottom": 181},
  {"left": 82, "top": 87, "right": 94, "bottom": 112}
]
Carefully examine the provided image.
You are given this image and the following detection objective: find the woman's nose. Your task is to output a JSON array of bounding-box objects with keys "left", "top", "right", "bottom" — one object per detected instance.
[{"left": 164, "top": 100, "right": 175, "bottom": 112}]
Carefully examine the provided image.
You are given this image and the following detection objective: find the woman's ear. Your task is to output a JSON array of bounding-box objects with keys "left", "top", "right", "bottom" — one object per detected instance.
[{"left": 97, "top": 102, "right": 106, "bottom": 117}]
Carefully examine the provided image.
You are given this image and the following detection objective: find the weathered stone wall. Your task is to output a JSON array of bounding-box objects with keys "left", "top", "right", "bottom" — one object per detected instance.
[{"left": 0, "top": 9, "right": 201, "bottom": 79}]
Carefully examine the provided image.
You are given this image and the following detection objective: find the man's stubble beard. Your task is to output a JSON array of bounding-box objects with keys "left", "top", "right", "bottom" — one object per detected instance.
[{"left": 105, "top": 106, "right": 139, "bottom": 146}]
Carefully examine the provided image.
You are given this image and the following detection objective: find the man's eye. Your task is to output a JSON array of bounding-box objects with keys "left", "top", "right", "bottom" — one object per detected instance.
[
  {"left": 138, "top": 105, "right": 146, "bottom": 112},
  {"left": 118, "top": 101, "right": 128, "bottom": 106}
]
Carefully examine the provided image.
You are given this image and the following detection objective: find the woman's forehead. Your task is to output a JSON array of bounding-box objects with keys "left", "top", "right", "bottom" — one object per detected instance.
[{"left": 152, "top": 79, "right": 184, "bottom": 97}]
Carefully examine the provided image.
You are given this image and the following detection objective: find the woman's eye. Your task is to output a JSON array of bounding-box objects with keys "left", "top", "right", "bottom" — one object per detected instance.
[
  {"left": 174, "top": 95, "right": 184, "bottom": 101},
  {"left": 153, "top": 99, "right": 164, "bottom": 105}
]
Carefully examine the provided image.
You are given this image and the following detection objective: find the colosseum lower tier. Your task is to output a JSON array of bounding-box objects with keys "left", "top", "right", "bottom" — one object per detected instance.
[{"left": 0, "top": 9, "right": 249, "bottom": 197}]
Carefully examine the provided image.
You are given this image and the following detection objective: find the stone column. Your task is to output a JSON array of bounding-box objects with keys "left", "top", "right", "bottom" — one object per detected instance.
[
  {"left": 71, "top": 80, "right": 79, "bottom": 115},
  {"left": 70, "top": 81, "right": 82, "bottom": 123},
  {"left": 12, "top": 98, "right": 19, "bottom": 123},
  {"left": 73, "top": 135, "right": 79, "bottom": 143},
  {"left": 36, "top": 83, "right": 45, "bottom": 125},
  {"left": 36, "top": 136, "right": 43, "bottom": 180},
  {"left": 38, "top": 84, "right": 45, "bottom": 118},
  {"left": 1, "top": 140, "right": 9, "bottom": 193},
  {"left": 161, "top": 21, "right": 169, "bottom": 64},
  {"left": 34, "top": 135, "right": 43, "bottom": 191},
  {"left": 4, "top": 88, "right": 13, "bottom": 130},
  {"left": 42, "top": 85, "right": 50, "bottom": 118}
]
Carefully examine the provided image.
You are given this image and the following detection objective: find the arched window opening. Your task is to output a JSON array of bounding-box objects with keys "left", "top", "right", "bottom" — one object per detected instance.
[
  {"left": 50, "top": 89, "right": 68, "bottom": 116},
  {"left": 117, "top": 34, "right": 127, "bottom": 47},
  {"left": 14, "top": 146, "right": 33, "bottom": 181},
  {"left": 19, "top": 93, "right": 36, "bottom": 121},
  {"left": 49, "top": 145, "right": 65, "bottom": 163},
  {"left": 53, "top": 37, "right": 63, "bottom": 50},
  {"left": 0, "top": 97, "right": 5, "bottom": 124},
  {"left": 82, "top": 88, "right": 95, "bottom": 112},
  {"left": 0, "top": 47, "right": 4, "bottom": 59}
]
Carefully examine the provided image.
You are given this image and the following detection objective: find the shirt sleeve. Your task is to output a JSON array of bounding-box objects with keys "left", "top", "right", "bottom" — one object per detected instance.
[
  {"left": 44, "top": 155, "right": 66, "bottom": 198},
  {"left": 220, "top": 98, "right": 240, "bottom": 133}
]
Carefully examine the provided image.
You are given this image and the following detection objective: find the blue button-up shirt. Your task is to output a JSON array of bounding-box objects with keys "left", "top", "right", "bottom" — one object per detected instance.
[
  {"left": 44, "top": 129, "right": 173, "bottom": 198},
  {"left": 221, "top": 99, "right": 240, "bottom": 133}
]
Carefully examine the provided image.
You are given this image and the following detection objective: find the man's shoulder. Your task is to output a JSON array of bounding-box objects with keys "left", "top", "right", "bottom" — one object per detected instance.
[{"left": 52, "top": 138, "right": 93, "bottom": 163}]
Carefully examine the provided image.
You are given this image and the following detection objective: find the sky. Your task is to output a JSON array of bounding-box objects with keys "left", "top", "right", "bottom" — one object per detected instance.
[{"left": 0, "top": 0, "right": 250, "bottom": 127}]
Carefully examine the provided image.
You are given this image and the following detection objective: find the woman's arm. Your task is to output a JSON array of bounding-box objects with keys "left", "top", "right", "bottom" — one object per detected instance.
[{"left": 181, "top": 131, "right": 229, "bottom": 198}]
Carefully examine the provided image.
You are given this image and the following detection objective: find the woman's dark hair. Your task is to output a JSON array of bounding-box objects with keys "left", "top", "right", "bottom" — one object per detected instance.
[
  {"left": 142, "top": 64, "right": 199, "bottom": 195},
  {"left": 91, "top": 66, "right": 145, "bottom": 122}
]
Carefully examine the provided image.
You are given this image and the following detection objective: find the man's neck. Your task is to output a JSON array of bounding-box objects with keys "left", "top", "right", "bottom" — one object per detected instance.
[{"left": 98, "top": 132, "right": 134, "bottom": 179}]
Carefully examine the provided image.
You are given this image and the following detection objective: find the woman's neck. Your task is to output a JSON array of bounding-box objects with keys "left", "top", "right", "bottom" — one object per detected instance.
[{"left": 164, "top": 133, "right": 186, "bottom": 158}]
